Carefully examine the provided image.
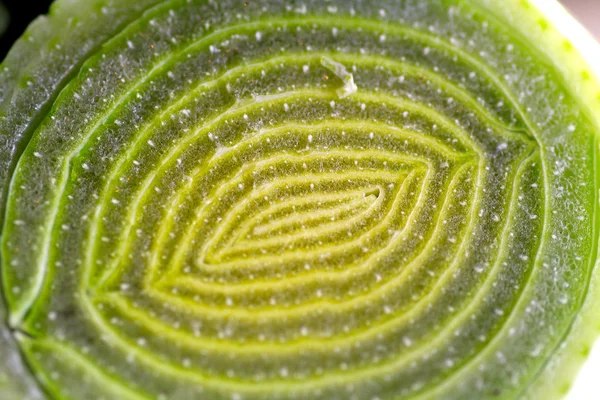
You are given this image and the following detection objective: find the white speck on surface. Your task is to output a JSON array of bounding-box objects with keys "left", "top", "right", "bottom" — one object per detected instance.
[{"left": 320, "top": 56, "right": 358, "bottom": 98}]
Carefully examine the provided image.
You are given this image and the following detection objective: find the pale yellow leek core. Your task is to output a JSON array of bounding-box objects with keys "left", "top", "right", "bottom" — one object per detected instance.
[{"left": 0, "top": 0, "right": 599, "bottom": 399}]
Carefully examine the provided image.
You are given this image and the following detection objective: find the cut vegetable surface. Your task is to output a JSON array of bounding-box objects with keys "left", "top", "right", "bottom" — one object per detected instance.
[{"left": 0, "top": 0, "right": 599, "bottom": 399}]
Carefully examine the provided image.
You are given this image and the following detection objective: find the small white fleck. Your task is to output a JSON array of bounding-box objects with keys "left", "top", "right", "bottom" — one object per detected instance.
[
  {"left": 320, "top": 57, "right": 358, "bottom": 98},
  {"left": 530, "top": 344, "right": 544, "bottom": 357}
]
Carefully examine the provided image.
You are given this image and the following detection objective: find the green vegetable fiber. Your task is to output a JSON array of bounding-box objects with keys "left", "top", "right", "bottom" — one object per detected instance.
[{"left": 0, "top": 0, "right": 599, "bottom": 399}]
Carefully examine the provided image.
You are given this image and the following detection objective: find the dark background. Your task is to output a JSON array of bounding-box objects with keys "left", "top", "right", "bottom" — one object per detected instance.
[
  {"left": 0, "top": 0, "right": 597, "bottom": 61},
  {"left": 0, "top": 0, "right": 52, "bottom": 58}
]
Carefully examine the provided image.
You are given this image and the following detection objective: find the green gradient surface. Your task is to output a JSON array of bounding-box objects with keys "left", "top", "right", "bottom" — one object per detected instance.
[{"left": 0, "top": 1, "right": 599, "bottom": 399}]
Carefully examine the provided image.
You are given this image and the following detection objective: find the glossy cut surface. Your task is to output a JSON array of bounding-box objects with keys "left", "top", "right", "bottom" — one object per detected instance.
[{"left": 0, "top": 0, "right": 599, "bottom": 399}]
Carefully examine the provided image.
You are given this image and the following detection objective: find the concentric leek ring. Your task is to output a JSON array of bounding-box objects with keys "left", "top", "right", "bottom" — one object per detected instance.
[{"left": 0, "top": 0, "right": 599, "bottom": 399}]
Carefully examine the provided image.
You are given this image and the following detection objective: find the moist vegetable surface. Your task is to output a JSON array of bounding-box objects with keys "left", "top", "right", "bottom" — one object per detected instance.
[{"left": 0, "top": 0, "right": 599, "bottom": 399}]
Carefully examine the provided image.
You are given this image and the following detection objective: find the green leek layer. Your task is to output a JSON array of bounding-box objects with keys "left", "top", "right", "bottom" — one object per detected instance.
[{"left": 0, "top": 0, "right": 599, "bottom": 399}]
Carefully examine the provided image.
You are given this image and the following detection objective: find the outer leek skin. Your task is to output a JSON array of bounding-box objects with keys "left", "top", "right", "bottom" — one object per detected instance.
[{"left": 0, "top": 1, "right": 599, "bottom": 399}]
